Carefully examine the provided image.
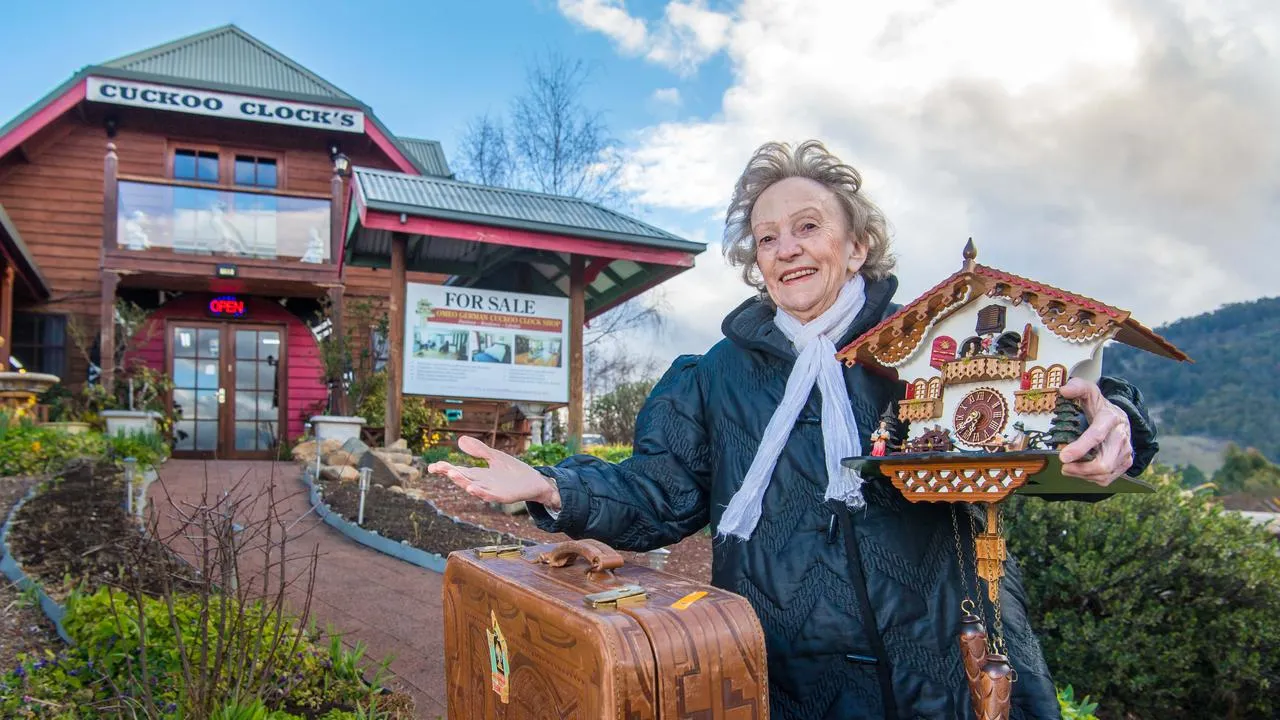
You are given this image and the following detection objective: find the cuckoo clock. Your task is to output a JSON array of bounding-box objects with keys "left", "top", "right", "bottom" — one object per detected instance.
[{"left": 835, "top": 239, "right": 1191, "bottom": 720}]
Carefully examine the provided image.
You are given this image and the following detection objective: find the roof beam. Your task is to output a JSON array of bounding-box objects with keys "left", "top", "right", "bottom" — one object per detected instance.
[{"left": 360, "top": 209, "right": 696, "bottom": 267}]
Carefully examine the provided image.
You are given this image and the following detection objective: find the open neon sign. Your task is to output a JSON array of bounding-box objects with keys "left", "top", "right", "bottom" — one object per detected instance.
[{"left": 208, "top": 295, "right": 246, "bottom": 318}]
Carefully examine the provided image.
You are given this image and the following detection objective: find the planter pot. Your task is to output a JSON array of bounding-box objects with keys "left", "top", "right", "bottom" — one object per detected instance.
[
  {"left": 101, "top": 410, "right": 161, "bottom": 437},
  {"left": 42, "top": 421, "right": 93, "bottom": 435},
  {"left": 311, "top": 415, "right": 367, "bottom": 444}
]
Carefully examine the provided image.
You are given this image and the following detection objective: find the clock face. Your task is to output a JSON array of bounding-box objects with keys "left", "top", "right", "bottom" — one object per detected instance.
[{"left": 953, "top": 388, "right": 1009, "bottom": 447}]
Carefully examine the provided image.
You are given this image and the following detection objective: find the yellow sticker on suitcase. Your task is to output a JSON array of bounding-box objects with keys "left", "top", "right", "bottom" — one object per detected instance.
[{"left": 671, "top": 590, "right": 708, "bottom": 610}]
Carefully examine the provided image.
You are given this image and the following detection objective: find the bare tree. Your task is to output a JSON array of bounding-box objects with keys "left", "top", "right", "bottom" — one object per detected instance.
[
  {"left": 455, "top": 112, "right": 512, "bottom": 187},
  {"left": 510, "top": 52, "right": 624, "bottom": 206}
]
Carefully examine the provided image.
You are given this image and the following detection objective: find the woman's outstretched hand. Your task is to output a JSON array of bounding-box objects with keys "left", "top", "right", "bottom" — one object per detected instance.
[{"left": 427, "top": 435, "right": 561, "bottom": 510}]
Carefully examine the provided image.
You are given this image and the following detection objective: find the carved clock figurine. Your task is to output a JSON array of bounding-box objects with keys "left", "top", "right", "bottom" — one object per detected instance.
[{"left": 953, "top": 387, "right": 1009, "bottom": 447}]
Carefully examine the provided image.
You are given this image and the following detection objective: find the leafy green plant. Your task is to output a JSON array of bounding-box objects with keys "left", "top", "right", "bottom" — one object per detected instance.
[
  {"left": 585, "top": 444, "right": 633, "bottom": 464},
  {"left": 0, "top": 412, "right": 107, "bottom": 476},
  {"left": 105, "top": 428, "right": 170, "bottom": 472},
  {"left": 357, "top": 371, "right": 447, "bottom": 453},
  {"left": 1057, "top": 685, "right": 1100, "bottom": 719},
  {"left": 1008, "top": 465, "right": 1280, "bottom": 719},
  {"left": 521, "top": 442, "right": 569, "bottom": 466}
]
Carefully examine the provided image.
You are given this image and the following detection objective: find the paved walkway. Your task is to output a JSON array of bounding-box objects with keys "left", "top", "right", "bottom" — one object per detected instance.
[{"left": 150, "top": 460, "right": 447, "bottom": 718}]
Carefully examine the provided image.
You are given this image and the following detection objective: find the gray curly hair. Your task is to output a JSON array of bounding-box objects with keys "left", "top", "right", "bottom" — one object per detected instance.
[{"left": 723, "top": 140, "right": 895, "bottom": 293}]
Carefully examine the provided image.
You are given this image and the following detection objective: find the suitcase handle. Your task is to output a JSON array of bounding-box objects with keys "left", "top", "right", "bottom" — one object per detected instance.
[{"left": 538, "top": 539, "right": 625, "bottom": 572}]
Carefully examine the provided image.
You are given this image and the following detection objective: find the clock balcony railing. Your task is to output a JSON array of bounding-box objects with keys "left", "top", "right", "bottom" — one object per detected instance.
[{"left": 941, "top": 356, "right": 1024, "bottom": 386}]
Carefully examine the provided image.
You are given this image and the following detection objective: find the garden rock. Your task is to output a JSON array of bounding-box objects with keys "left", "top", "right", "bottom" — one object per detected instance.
[
  {"left": 358, "top": 450, "right": 403, "bottom": 488},
  {"left": 340, "top": 436, "right": 371, "bottom": 458},
  {"left": 374, "top": 449, "right": 414, "bottom": 467},
  {"left": 388, "top": 438, "right": 409, "bottom": 452},
  {"left": 321, "top": 465, "right": 360, "bottom": 483},
  {"left": 393, "top": 463, "right": 422, "bottom": 484},
  {"left": 324, "top": 450, "right": 360, "bottom": 467},
  {"left": 387, "top": 485, "right": 407, "bottom": 495}
]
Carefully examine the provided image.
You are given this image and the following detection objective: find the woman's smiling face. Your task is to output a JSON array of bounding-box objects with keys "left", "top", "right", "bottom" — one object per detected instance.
[{"left": 752, "top": 176, "right": 868, "bottom": 323}]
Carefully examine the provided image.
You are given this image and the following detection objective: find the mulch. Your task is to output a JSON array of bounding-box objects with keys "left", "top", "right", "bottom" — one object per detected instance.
[
  {"left": 7, "top": 460, "right": 194, "bottom": 603},
  {"left": 323, "top": 467, "right": 713, "bottom": 582},
  {"left": 0, "top": 476, "right": 61, "bottom": 673}
]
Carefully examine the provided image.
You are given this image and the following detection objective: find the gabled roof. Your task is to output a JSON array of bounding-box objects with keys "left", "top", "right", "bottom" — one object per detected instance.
[
  {"left": 0, "top": 24, "right": 423, "bottom": 176},
  {"left": 99, "top": 24, "right": 358, "bottom": 102},
  {"left": 0, "top": 203, "right": 50, "bottom": 300},
  {"left": 397, "top": 138, "right": 453, "bottom": 179},
  {"left": 836, "top": 240, "right": 1190, "bottom": 368},
  {"left": 351, "top": 167, "right": 702, "bottom": 251}
]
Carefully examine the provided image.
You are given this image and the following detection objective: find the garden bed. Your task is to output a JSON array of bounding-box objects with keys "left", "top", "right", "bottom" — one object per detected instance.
[
  {"left": 7, "top": 460, "right": 191, "bottom": 602},
  {"left": 0, "top": 476, "right": 60, "bottom": 674},
  {"left": 323, "top": 469, "right": 714, "bottom": 581}
]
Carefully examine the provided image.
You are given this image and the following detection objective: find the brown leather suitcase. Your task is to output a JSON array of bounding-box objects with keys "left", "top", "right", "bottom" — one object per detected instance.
[{"left": 443, "top": 539, "right": 769, "bottom": 719}]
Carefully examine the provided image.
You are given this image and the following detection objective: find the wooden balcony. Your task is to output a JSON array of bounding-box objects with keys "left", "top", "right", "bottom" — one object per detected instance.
[
  {"left": 1014, "top": 388, "right": 1059, "bottom": 414},
  {"left": 942, "top": 356, "right": 1024, "bottom": 386},
  {"left": 104, "top": 176, "right": 339, "bottom": 288},
  {"left": 899, "top": 397, "right": 943, "bottom": 423}
]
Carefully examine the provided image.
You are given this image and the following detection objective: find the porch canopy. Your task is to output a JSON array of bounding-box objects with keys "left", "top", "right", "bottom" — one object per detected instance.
[
  {"left": 343, "top": 167, "right": 707, "bottom": 446},
  {"left": 0, "top": 203, "right": 51, "bottom": 370}
]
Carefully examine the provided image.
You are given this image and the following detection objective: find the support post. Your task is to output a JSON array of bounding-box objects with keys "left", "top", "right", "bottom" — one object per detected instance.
[
  {"left": 102, "top": 142, "right": 118, "bottom": 261},
  {"left": 0, "top": 265, "right": 13, "bottom": 369},
  {"left": 568, "top": 255, "right": 586, "bottom": 452},
  {"left": 100, "top": 271, "right": 118, "bottom": 392},
  {"left": 329, "top": 166, "right": 345, "bottom": 267},
  {"left": 327, "top": 286, "right": 347, "bottom": 415},
  {"left": 385, "top": 233, "right": 407, "bottom": 442}
]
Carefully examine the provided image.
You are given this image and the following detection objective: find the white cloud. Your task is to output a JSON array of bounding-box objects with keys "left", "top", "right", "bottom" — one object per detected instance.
[
  {"left": 570, "top": 0, "right": 1280, "bottom": 361},
  {"left": 557, "top": 0, "right": 648, "bottom": 53},
  {"left": 651, "top": 87, "right": 682, "bottom": 106},
  {"left": 558, "top": 0, "right": 733, "bottom": 73}
]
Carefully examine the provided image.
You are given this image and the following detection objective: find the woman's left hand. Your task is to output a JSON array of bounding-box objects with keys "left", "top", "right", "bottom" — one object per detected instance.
[{"left": 1056, "top": 378, "right": 1134, "bottom": 486}]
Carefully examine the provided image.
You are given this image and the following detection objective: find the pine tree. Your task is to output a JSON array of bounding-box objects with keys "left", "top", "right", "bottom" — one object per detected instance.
[
  {"left": 1048, "top": 397, "right": 1085, "bottom": 449},
  {"left": 880, "top": 403, "right": 908, "bottom": 450}
]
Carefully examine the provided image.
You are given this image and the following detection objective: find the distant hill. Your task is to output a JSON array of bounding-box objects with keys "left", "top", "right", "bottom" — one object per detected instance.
[{"left": 1102, "top": 296, "right": 1280, "bottom": 463}]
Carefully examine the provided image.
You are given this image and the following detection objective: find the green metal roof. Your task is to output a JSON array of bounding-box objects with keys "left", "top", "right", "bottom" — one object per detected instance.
[
  {"left": 352, "top": 167, "right": 703, "bottom": 252},
  {"left": 100, "top": 24, "right": 358, "bottom": 102},
  {"left": 0, "top": 203, "right": 50, "bottom": 300},
  {"left": 398, "top": 138, "right": 453, "bottom": 178}
]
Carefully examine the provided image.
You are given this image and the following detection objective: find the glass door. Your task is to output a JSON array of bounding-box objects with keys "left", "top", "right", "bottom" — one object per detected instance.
[
  {"left": 231, "top": 327, "right": 283, "bottom": 458},
  {"left": 170, "top": 322, "right": 286, "bottom": 458},
  {"left": 171, "top": 323, "right": 223, "bottom": 456}
]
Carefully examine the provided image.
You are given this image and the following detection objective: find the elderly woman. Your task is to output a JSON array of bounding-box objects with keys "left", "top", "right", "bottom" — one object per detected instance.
[{"left": 429, "top": 140, "right": 1157, "bottom": 719}]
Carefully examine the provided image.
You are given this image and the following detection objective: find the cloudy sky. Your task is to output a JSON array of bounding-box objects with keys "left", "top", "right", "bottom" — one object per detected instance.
[
  {"left": 557, "top": 0, "right": 1279, "bottom": 359},
  {"left": 2, "top": 0, "right": 1274, "bottom": 367}
]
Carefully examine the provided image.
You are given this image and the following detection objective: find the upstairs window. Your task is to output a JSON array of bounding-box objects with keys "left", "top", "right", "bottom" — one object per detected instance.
[
  {"left": 234, "top": 156, "right": 278, "bottom": 189},
  {"left": 173, "top": 149, "right": 219, "bottom": 183}
]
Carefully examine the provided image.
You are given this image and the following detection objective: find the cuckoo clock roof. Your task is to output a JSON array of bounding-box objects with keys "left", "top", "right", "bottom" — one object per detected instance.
[{"left": 836, "top": 240, "right": 1190, "bottom": 369}]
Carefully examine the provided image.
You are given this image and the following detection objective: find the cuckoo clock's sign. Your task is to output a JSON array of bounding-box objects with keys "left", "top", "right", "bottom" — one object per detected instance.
[
  {"left": 87, "top": 77, "right": 365, "bottom": 133},
  {"left": 208, "top": 296, "right": 246, "bottom": 318}
]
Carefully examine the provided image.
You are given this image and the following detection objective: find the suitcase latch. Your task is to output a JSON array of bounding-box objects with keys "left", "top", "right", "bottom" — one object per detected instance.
[
  {"left": 583, "top": 584, "right": 647, "bottom": 608},
  {"left": 475, "top": 544, "right": 524, "bottom": 559}
]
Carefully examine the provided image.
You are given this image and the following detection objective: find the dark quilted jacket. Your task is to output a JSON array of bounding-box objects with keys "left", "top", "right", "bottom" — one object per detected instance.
[{"left": 528, "top": 275, "right": 1159, "bottom": 720}]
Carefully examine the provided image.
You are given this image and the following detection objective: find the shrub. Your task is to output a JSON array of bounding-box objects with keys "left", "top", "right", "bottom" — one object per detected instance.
[
  {"left": 0, "top": 413, "right": 107, "bottom": 477},
  {"left": 104, "top": 429, "right": 170, "bottom": 472},
  {"left": 1007, "top": 466, "right": 1280, "bottom": 719},
  {"left": 521, "top": 442, "right": 569, "bottom": 466},
  {"left": 585, "top": 444, "right": 633, "bottom": 464},
  {"left": 356, "top": 371, "right": 446, "bottom": 454},
  {"left": 2, "top": 587, "right": 403, "bottom": 718}
]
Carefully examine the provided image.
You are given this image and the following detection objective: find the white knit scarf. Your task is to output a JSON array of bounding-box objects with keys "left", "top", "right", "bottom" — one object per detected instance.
[{"left": 717, "top": 274, "right": 868, "bottom": 541}]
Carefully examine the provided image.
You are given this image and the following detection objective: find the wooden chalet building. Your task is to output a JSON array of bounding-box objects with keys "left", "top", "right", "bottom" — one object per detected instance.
[{"left": 0, "top": 24, "right": 703, "bottom": 458}]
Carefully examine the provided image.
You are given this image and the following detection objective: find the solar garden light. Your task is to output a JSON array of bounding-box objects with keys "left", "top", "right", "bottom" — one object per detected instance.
[
  {"left": 358, "top": 467, "right": 372, "bottom": 526},
  {"left": 646, "top": 547, "right": 671, "bottom": 571},
  {"left": 122, "top": 457, "right": 137, "bottom": 516}
]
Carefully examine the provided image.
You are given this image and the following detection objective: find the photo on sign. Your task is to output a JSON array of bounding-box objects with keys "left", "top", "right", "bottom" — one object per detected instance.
[
  {"left": 514, "top": 336, "right": 563, "bottom": 368},
  {"left": 468, "top": 332, "right": 513, "bottom": 364},
  {"left": 413, "top": 328, "right": 468, "bottom": 361}
]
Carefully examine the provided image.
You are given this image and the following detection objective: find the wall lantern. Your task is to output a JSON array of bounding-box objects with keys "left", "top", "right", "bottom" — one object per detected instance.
[{"left": 330, "top": 144, "right": 351, "bottom": 177}]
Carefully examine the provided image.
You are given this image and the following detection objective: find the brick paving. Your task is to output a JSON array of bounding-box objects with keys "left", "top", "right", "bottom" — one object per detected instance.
[{"left": 149, "top": 460, "right": 447, "bottom": 719}]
